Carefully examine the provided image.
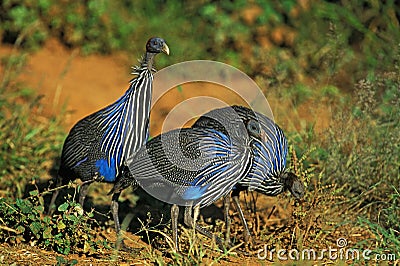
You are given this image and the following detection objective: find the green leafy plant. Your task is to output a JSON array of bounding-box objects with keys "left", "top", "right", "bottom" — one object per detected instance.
[{"left": 0, "top": 188, "right": 110, "bottom": 255}]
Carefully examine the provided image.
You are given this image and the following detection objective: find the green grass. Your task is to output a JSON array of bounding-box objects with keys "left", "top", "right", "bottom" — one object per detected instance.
[
  {"left": 0, "top": 53, "right": 110, "bottom": 256},
  {"left": 0, "top": 191, "right": 110, "bottom": 255},
  {"left": 1, "top": 1, "right": 399, "bottom": 76},
  {"left": 0, "top": 53, "right": 63, "bottom": 198}
]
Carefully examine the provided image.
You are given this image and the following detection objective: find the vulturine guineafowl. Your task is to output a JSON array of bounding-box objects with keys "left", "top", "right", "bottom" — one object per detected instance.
[
  {"left": 48, "top": 37, "right": 169, "bottom": 235},
  {"left": 193, "top": 105, "right": 305, "bottom": 243},
  {"left": 109, "top": 112, "right": 265, "bottom": 249}
]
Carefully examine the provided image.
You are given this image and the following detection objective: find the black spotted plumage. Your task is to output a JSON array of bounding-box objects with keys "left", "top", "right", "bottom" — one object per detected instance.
[
  {"left": 111, "top": 115, "right": 254, "bottom": 207},
  {"left": 192, "top": 105, "right": 305, "bottom": 243},
  {"left": 110, "top": 110, "right": 262, "bottom": 249}
]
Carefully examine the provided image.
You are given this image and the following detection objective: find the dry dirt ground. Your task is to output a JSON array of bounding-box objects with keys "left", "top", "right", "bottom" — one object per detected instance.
[{"left": 1, "top": 39, "right": 335, "bottom": 265}]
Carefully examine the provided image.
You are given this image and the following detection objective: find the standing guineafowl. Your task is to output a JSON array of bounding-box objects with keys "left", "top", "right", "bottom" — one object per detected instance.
[
  {"left": 110, "top": 108, "right": 269, "bottom": 249},
  {"left": 48, "top": 37, "right": 169, "bottom": 235},
  {"left": 193, "top": 105, "right": 305, "bottom": 243}
]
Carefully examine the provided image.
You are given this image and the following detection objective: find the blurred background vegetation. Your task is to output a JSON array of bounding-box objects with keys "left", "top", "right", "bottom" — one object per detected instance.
[
  {"left": 1, "top": 0, "right": 399, "bottom": 81},
  {"left": 0, "top": 0, "right": 399, "bottom": 263}
]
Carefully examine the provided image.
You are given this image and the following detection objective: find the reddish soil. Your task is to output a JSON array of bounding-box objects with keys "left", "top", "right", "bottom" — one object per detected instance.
[
  {"left": 5, "top": 39, "right": 131, "bottom": 128},
  {"left": 2, "top": 39, "right": 331, "bottom": 135}
]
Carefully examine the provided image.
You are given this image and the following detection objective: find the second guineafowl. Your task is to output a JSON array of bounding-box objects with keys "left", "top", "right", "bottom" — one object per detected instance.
[
  {"left": 109, "top": 111, "right": 264, "bottom": 249},
  {"left": 193, "top": 105, "right": 305, "bottom": 243}
]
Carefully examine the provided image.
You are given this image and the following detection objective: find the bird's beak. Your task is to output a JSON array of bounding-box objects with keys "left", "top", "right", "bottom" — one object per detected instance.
[{"left": 162, "top": 43, "right": 170, "bottom": 55}]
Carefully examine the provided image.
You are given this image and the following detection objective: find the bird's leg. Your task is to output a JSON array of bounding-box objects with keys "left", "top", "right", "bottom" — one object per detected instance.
[
  {"left": 232, "top": 195, "right": 251, "bottom": 243},
  {"left": 183, "top": 206, "right": 194, "bottom": 239},
  {"left": 78, "top": 181, "right": 92, "bottom": 208},
  {"left": 111, "top": 181, "right": 139, "bottom": 251},
  {"left": 193, "top": 205, "right": 200, "bottom": 229},
  {"left": 111, "top": 192, "right": 121, "bottom": 234},
  {"left": 223, "top": 195, "right": 232, "bottom": 245},
  {"left": 171, "top": 204, "right": 180, "bottom": 251},
  {"left": 111, "top": 192, "right": 127, "bottom": 250},
  {"left": 183, "top": 206, "right": 226, "bottom": 249},
  {"left": 183, "top": 205, "right": 192, "bottom": 226},
  {"left": 47, "top": 175, "right": 62, "bottom": 215}
]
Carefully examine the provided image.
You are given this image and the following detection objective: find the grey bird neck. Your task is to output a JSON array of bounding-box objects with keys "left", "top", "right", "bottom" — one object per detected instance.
[{"left": 144, "top": 52, "right": 156, "bottom": 71}]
